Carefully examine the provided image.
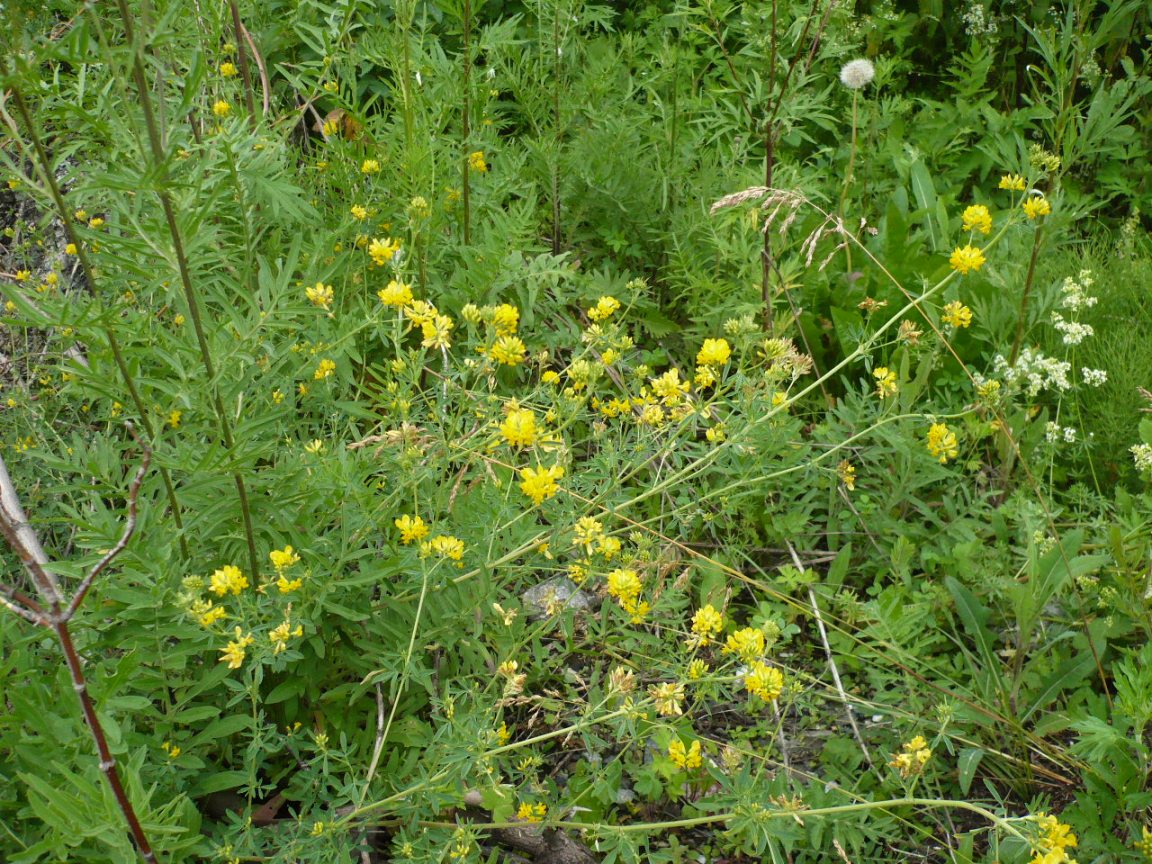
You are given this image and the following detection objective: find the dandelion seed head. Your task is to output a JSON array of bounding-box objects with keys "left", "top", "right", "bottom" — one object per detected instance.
[{"left": 839, "top": 59, "right": 875, "bottom": 90}]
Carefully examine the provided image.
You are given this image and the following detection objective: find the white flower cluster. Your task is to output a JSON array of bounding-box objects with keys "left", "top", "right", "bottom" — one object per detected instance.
[
  {"left": 1045, "top": 422, "right": 1077, "bottom": 444},
  {"left": 993, "top": 348, "right": 1072, "bottom": 397},
  {"left": 1052, "top": 313, "right": 1095, "bottom": 345},
  {"left": 961, "top": 1, "right": 999, "bottom": 36},
  {"left": 1131, "top": 443, "right": 1152, "bottom": 472},
  {"left": 1081, "top": 367, "right": 1107, "bottom": 387},
  {"left": 1060, "top": 271, "right": 1098, "bottom": 312}
]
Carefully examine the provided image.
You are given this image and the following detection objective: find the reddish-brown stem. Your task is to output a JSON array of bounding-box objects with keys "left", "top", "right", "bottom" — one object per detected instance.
[{"left": 56, "top": 622, "right": 158, "bottom": 862}]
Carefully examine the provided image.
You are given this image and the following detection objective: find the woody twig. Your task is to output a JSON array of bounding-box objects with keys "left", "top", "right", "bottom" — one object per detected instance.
[{"left": 0, "top": 425, "right": 160, "bottom": 863}]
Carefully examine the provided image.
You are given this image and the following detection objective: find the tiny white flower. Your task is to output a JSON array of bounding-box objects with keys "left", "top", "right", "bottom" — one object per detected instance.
[{"left": 839, "top": 58, "right": 875, "bottom": 90}]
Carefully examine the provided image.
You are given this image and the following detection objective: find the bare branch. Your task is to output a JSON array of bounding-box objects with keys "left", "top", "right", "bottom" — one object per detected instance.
[
  {"left": 0, "top": 451, "right": 63, "bottom": 605},
  {"left": 0, "top": 587, "right": 47, "bottom": 625}
]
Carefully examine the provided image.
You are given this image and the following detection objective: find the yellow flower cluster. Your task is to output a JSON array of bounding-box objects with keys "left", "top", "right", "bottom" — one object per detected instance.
[
  {"left": 490, "top": 334, "right": 527, "bottom": 366},
  {"left": 668, "top": 738, "right": 703, "bottom": 770},
  {"left": 942, "top": 301, "right": 973, "bottom": 329},
  {"left": 314, "top": 358, "right": 336, "bottom": 380},
  {"left": 1028, "top": 814, "right": 1078, "bottom": 864},
  {"left": 744, "top": 661, "right": 784, "bottom": 702},
  {"left": 889, "top": 735, "right": 932, "bottom": 778},
  {"left": 926, "top": 422, "right": 959, "bottom": 464},
  {"left": 269, "top": 545, "right": 303, "bottom": 593},
  {"left": 500, "top": 406, "right": 537, "bottom": 448},
  {"left": 648, "top": 681, "right": 685, "bottom": 716},
  {"left": 696, "top": 337, "right": 731, "bottom": 368},
  {"left": 999, "top": 173, "right": 1027, "bottom": 191},
  {"left": 837, "top": 460, "right": 856, "bottom": 491},
  {"left": 689, "top": 604, "right": 724, "bottom": 647},
  {"left": 269, "top": 614, "right": 304, "bottom": 655},
  {"left": 361, "top": 159, "right": 381, "bottom": 175},
  {"left": 724, "top": 627, "right": 766, "bottom": 664},
  {"left": 189, "top": 598, "right": 227, "bottom": 627},
  {"left": 468, "top": 151, "right": 489, "bottom": 173},
  {"left": 519, "top": 463, "right": 564, "bottom": 505},
  {"left": 1023, "top": 196, "right": 1052, "bottom": 220},
  {"left": 220, "top": 62, "right": 237, "bottom": 77},
  {"left": 587, "top": 295, "right": 621, "bottom": 322},
  {"left": 306, "top": 282, "right": 333, "bottom": 310},
  {"left": 516, "top": 802, "right": 546, "bottom": 822},
  {"left": 210, "top": 565, "right": 249, "bottom": 597},
  {"left": 220, "top": 627, "right": 254, "bottom": 669},
  {"left": 874, "top": 367, "right": 897, "bottom": 399},
  {"left": 368, "top": 237, "right": 401, "bottom": 266},
  {"left": 421, "top": 534, "right": 465, "bottom": 563},
  {"left": 607, "top": 567, "right": 649, "bottom": 622},
  {"left": 949, "top": 244, "right": 986, "bottom": 275},
  {"left": 395, "top": 514, "right": 431, "bottom": 544},
  {"left": 961, "top": 204, "right": 992, "bottom": 235},
  {"left": 212, "top": 100, "right": 231, "bottom": 118},
  {"left": 377, "top": 279, "right": 414, "bottom": 306}
]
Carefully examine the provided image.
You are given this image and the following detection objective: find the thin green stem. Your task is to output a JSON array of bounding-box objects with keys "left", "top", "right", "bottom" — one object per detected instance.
[
  {"left": 461, "top": 0, "right": 472, "bottom": 247},
  {"left": 112, "top": 0, "right": 261, "bottom": 578},
  {"left": 1009, "top": 222, "right": 1045, "bottom": 365}
]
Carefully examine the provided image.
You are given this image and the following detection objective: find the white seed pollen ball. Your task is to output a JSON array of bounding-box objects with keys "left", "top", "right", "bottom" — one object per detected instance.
[{"left": 839, "top": 58, "right": 875, "bottom": 90}]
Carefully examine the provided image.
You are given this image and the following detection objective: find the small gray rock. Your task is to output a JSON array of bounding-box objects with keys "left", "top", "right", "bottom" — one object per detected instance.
[{"left": 521, "top": 576, "right": 595, "bottom": 619}]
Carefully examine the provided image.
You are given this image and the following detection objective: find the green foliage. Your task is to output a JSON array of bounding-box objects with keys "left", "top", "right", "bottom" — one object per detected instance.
[{"left": 1, "top": 1, "right": 1151, "bottom": 863}]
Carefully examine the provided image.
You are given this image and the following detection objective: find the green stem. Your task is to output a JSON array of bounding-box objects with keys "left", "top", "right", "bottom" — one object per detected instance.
[
  {"left": 112, "top": 0, "right": 261, "bottom": 579},
  {"left": 461, "top": 0, "right": 472, "bottom": 247},
  {"left": 1009, "top": 222, "right": 1045, "bottom": 366}
]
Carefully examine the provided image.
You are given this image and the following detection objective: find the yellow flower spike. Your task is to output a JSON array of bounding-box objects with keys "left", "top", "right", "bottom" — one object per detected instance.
[
  {"left": 690, "top": 604, "right": 724, "bottom": 646},
  {"left": 668, "top": 738, "right": 703, "bottom": 770},
  {"left": 377, "top": 279, "right": 413, "bottom": 306},
  {"left": 744, "top": 661, "right": 785, "bottom": 702},
  {"left": 394, "top": 515, "right": 431, "bottom": 545},
  {"left": 306, "top": 282, "right": 334, "bottom": 310},
  {"left": 368, "top": 236, "right": 401, "bottom": 266},
  {"left": 490, "top": 334, "right": 526, "bottom": 365}
]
